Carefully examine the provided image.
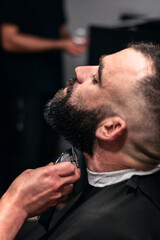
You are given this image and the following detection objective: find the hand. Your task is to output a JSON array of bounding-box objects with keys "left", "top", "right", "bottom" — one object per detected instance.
[
  {"left": 1, "top": 162, "right": 80, "bottom": 218},
  {"left": 62, "top": 38, "right": 88, "bottom": 56}
]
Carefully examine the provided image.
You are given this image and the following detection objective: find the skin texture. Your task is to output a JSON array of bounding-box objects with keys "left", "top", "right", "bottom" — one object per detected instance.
[
  {"left": 0, "top": 162, "right": 80, "bottom": 240},
  {"left": 71, "top": 49, "right": 152, "bottom": 108},
  {"left": 45, "top": 47, "right": 157, "bottom": 172},
  {"left": 74, "top": 49, "right": 156, "bottom": 171}
]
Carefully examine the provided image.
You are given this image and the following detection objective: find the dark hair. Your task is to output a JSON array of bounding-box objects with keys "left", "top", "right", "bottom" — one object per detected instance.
[
  {"left": 129, "top": 42, "right": 160, "bottom": 100},
  {"left": 129, "top": 42, "right": 160, "bottom": 154}
]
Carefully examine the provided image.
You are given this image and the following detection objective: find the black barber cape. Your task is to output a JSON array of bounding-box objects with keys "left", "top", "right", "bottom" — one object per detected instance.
[{"left": 39, "top": 152, "right": 160, "bottom": 240}]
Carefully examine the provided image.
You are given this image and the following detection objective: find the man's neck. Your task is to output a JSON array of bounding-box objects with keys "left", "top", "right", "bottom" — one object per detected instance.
[
  {"left": 83, "top": 150, "right": 129, "bottom": 172},
  {"left": 83, "top": 149, "right": 157, "bottom": 172}
]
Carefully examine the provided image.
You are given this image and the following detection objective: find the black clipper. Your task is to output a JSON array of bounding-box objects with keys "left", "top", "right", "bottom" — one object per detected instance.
[{"left": 54, "top": 146, "right": 79, "bottom": 168}]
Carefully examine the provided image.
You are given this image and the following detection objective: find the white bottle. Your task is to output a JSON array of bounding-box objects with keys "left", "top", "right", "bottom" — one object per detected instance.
[{"left": 72, "top": 28, "right": 87, "bottom": 45}]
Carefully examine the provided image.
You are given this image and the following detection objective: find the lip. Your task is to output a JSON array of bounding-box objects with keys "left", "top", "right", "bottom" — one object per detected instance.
[
  {"left": 64, "top": 87, "right": 68, "bottom": 94},
  {"left": 64, "top": 82, "right": 79, "bottom": 95}
]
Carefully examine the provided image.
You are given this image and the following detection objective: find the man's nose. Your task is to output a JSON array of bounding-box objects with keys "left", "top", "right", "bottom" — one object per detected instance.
[{"left": 75, "top": 66, "right": 98, "bottom": 84}]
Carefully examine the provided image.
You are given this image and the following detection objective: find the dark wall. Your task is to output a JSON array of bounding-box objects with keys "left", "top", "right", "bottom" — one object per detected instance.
[{"left": 88, "top": 22, "right": 160, "bottom": 65}]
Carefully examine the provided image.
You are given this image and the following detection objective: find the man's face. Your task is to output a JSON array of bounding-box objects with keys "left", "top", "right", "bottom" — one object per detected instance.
[
  {"left": 69, "top": 48, "right": 151, "bottom": 108},
  {"left": 44, "top": 48, "right": 151, "bottom": 154}
]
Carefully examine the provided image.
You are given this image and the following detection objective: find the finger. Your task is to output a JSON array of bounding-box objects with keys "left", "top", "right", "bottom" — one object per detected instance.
[
  {"left": 60, "top": 168, "right": 81, "bottom": 186},
  {"left": 48, "top": 162, "right": 54, "bottom": 166},
  {"left": 54, "top": 162, "right": 77, "bottom": 177},
  {"left": 62, "top": 184, "right": 73, "bottom": 196},
  {"left": 24, "top": 169, "right": 33, "bottom": 173},
  {"left": 58, "top": 195, "right": 68, "bottom": 204},
  {"left": 49, "top": 196, "right": 68, "bottom": 207}
]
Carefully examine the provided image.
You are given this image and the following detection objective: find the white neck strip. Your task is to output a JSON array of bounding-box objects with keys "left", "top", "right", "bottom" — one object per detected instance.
[{"left": 87, "top": 165, "right": 160, "bottom": 187}]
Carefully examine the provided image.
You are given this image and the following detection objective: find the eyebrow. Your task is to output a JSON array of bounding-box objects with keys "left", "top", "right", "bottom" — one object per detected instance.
[{"left": 98, "top": 55, "right": 106, "bottom": 86}]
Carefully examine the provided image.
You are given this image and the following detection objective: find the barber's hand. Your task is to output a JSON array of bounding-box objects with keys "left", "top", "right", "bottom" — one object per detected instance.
[
  {"left": 2, "top": 162, "right": 80, "bottom": 218},
  {"left": 62, "top": 38, "right": 88, "bottom": 56}
]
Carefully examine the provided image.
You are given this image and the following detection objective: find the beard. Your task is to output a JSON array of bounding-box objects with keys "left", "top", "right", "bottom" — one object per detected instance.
[{"left": 44, "top": 78, "right": 114, "bottom": 155}]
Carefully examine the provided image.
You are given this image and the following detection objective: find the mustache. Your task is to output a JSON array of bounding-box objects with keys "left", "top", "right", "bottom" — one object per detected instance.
[
  {"left": 66, "top": 77, "right": 77, "bottom": 95},
  {"left": 66, "top": 78, "right": 77, "bottom": 87}
]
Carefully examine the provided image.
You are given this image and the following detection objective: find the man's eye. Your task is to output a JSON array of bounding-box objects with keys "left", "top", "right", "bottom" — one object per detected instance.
[{"left": 92, "top": 77, "right": 98, "bottom": 84}]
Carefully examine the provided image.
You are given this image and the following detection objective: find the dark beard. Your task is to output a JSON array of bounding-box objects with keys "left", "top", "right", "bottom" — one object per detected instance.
[{"left": 44, "top": 78, "right": 114, "bottom": 155}]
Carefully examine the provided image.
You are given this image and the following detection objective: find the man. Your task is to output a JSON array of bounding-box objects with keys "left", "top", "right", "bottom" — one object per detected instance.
[
  {"left": 0, "top": 0, "right": 87, "bottom": 192},
  {"left": 0, "top": 162, "right": 80, "bottom": 240},
  {"left": 39, "top": 42, "right": 160, "bottom": 239}
]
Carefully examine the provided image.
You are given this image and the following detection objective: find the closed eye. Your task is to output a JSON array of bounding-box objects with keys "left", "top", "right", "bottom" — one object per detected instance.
[{"left": 91, "top": 75, "right": 99, "bottom": 84}]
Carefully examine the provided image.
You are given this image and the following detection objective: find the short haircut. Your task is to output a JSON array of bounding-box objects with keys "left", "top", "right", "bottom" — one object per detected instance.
[{"left": 129, "top": 42, "right": 160, "bottom": 156}]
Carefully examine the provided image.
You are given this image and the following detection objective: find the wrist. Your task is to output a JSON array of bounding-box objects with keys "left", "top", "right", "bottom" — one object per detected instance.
[
  {"left": 0, "top": 191, "right": 28, "bottom": 222},
  {"left": 0, "top": 194, "right": 28, "bottom": 240},
  {"left": 54, "top": 39, "right": 67, "bottom": 50}
]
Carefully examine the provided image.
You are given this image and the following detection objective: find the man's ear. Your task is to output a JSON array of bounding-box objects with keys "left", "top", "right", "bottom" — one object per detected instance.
[{"left": 95, "top": 117, "right": 126, "bottom": 141}]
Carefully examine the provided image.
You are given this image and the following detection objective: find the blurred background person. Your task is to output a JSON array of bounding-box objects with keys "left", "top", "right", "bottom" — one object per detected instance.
[{"left": 0, "top": 0, "right": 87, "bottom": 195}]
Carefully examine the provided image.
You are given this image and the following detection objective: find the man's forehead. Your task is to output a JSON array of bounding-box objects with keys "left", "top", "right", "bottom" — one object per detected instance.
[
  {"left": 100, "top": 48, "right": 153, "bottom": 79},
  {"left": 101, "top": 48, "right": 144, "bottom": 65}
]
